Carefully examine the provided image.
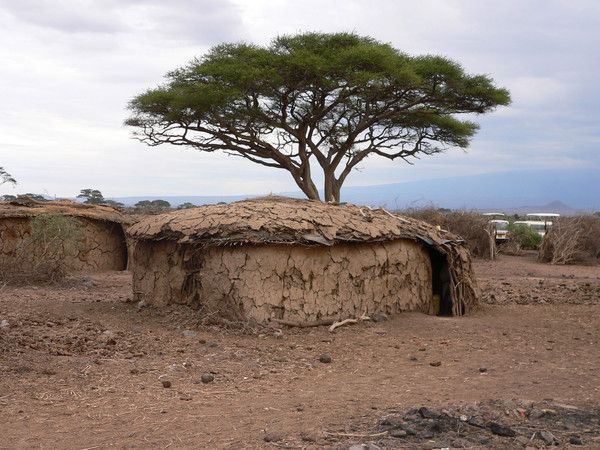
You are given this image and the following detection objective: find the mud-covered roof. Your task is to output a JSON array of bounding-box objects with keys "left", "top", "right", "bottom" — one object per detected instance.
[
  {"left": 128, "top": 196, "right": 460, "bottom": 246},
  {"left": 0, "top": 199, "right": 127, "bottom": 223}
]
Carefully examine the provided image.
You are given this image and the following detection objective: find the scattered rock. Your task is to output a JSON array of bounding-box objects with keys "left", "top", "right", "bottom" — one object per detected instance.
[
  {"left": 0, "top": 319, "right": 9, "bottom": 328},
  {"left": 569, "top": 435, "right": 583, "bottom": 445},
  {"left": 467, "top": 416, "right": 486, "bottom": 428},
  {"left": 263, "top": 432, "right": 282, "bottom": 442},
  {"left": 418, "top": 407, "right": 442, "bottom": 419},
  {"left": 207, "top": 341, "right": 219, "bottom": 348},
  {"left": 429, "top": 361, "right": 442, "bottom": 367},
  {"left": 130, "top": 368, "right": 140, "bottom": 375},
  {"left": 451, "top": 438, "right": 471, "bottom": 448},
  {"left": 479, "top": 367, "right": 488, "bottom": 373},
  {"left": 489, "top": 422, "right": 517, "bottom": 437},
  {"left": 181, "top": 330, "right": 197, "bottom": 337},
  {"left": 319, "top": 353, "right": 332, "bottom": 364},
  {"left": 459, "top": 414, "right": 468, "bottom": 422},
  {"left": 408, "top": 355, "right": 418, "bottom": 361},
  {"left": 379, "top": 418, "right": 402, "bottom": 430},
  {"left": 200, "top": 373, "right": 215, "bottom": 384},
  {"left": 537, "top": 430, "right": 558, "bottom": 445},
  {"left": 372, "top": 312, "right": 388, "bottom": 322},
  {"left": 389, "top": 429, "right": 407, "bottom": 438},
  {"left": 161, "top": 380, "right": 172, "bottom": 388}
]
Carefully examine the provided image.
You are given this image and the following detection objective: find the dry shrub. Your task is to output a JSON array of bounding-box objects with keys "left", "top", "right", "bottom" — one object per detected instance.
[
  {"left": 0, "top": 213, "right": 84, "bottom": 284},
  {"left": 402, "top": 207, "right": 495, "bottom": 258},
  {"left": 539, "top": 216, "right": 600, "bottom": 265}
]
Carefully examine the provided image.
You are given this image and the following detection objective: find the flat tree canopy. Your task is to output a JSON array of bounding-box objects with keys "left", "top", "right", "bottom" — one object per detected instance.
[{"left": 126, "top": 32, "right": 510, "bottom": 202}]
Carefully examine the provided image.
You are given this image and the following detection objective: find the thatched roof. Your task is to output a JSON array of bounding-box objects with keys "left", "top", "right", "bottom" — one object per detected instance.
[
  {"left": 128, "top": 197, "right": 480, "bottom": 315},
  {"left": 0, "top": 199, "right": 127, "bottom": 223}
]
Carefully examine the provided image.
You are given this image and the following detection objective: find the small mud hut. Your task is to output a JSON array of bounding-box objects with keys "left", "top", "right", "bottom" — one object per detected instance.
[
  {"left": 0, "top": 199, "right": 129, "bottom": 274},
  {"left": 128, "top": 197, "right": 479, "bottom": 324}
]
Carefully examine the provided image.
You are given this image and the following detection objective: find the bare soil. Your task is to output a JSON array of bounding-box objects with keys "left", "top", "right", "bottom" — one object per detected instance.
[{"left": 1, "top": 254, "right": 599, "bottom": 449}]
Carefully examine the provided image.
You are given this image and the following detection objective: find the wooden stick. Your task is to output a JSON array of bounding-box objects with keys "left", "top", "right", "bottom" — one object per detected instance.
[
  {"left": 272, "top": 318, "right": 335, "bottom": 328},
  {"left": 329, "top": 318, "right": 358, "bottom": 332}
]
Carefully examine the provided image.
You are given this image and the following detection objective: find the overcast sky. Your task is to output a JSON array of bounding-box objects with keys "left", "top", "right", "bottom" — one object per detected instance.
[{"left": 0, "top": 0, "right": 598, "bottom": 198}]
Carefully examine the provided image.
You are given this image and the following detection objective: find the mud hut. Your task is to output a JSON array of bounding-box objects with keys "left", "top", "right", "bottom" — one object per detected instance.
[
  {"left": 127, "top": 197, "right": 479, "bottom": 325},
  {"left": 0, "top": 199, "right": 129, "bottom": 274}
]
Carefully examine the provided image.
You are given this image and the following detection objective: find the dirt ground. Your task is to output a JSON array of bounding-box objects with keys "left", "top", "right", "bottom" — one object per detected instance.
[{"left": 1, "top": 253, "right": 599, "bottom": 449}]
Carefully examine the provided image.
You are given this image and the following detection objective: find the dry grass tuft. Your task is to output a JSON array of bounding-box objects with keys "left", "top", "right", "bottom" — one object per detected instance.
[
  {"left": 539, "top": 216, "right": 600, "bottom": 265},
  {"left": 401, "top": 208, "right": 495, "bottom": 259}
]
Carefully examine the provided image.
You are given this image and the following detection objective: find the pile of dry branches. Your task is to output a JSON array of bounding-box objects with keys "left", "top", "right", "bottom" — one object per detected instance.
[
  {"left": 402, "top": 208, "right": 495, "bottom": 259},
  {"left": 539, "top": 216, "right": 600, "bottom": 265}
]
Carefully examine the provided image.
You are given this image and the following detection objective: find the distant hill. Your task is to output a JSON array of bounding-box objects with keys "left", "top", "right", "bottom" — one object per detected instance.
[{"left": 111, "top": 169, "right": 600, "bottom": 212}]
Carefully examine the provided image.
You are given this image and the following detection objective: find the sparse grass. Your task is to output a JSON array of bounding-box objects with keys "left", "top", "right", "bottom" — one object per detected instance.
[{"left": 0, "top": 213, "right": 84, "bottom": 284}]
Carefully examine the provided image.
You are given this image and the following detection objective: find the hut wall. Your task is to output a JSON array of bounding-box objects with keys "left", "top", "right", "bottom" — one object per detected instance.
[
  {"left": 132, "top": 239, "right": 433, "bottom": 323},
  {"left": 0, "top": 217, "right": 127, "bottom": 272}
]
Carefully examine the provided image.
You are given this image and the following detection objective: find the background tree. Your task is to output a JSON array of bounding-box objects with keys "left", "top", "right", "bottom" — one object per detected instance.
[
  {"left": 127, "top": 32, "right": 510, "bottom": 202},
  {"left": 134, "top": 199, "right": 171, "bottom": 214},
  {"left": 1, "top": 167, "right": 16, "bottom": 186},
  {"left": 177, "top": 202, "right": 196, "bottom": 209},
  {"left": 77, "top": 189, "right": 105, "bottom": 204}
]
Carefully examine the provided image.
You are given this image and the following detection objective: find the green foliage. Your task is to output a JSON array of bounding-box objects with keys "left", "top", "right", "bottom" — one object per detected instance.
[
  {"left": 134, "top": 199, "right": 171, "bottom": 213},
  {"left": 0, "top": 166, "right": 16, "bottom": 186},
  {"left": 103, "top": 199, "right": 124, "bottom": 208},
  {"left": 126, "top": 32, "right": 510, "bottom": 202},
  {"left": 177, "top": 202, "right": 196, "bottom": 209},
  {"left": 1, "top": 194, "right": 16, "bottom": 201},
  {"left": 509, "top": 224, "right": 543, "bottom": 249},
  {"left": 77, "top": 188, "right": 105, "bottom": 204},
  {"left": 23, "top": 193, "right": 48, "bottom": 202}
]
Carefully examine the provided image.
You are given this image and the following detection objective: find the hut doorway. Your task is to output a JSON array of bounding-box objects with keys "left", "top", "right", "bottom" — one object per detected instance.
[{"left": 429, "top": 249, "right": 453, "bottom": 316}]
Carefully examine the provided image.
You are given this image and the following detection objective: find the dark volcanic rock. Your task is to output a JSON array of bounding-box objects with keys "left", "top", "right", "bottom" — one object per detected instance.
[{"left": 489, "top": 422, "right": 517, "bottom": 437}]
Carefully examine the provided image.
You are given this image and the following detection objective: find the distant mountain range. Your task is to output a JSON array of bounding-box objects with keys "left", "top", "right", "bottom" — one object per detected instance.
[{"left": 111, "top": 169, "right": 600, "bottom": 213}]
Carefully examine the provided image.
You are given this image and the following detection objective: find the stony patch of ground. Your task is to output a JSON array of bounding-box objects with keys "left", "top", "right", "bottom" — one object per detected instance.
[{"left": 0, "top": 255, "right": 599, "bottom": 449}]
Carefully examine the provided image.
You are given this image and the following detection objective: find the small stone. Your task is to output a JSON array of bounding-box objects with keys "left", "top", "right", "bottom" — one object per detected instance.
[
  {"left": 569, "top": 435, "right": 583, "bottom": 445},
  {"left": 400, "top": 424, "right": 417, "bottom": 435},
  {"left": 389, "top": 429, "right": 407, "bottom": 438},
  {"left": 451, "top": 438, "right": 471, "bottom": 448},
  {"left": 161, "top": 380, "right": 172, "bottom": 388},
  {"left": 479, "top": 367, "right": 488, "bottom": 373},
  {"left": 319, "top": 353, "right": 332, "bottom": 364},
  {"left": 537, "top": 430, "right": 557, "bottom": 445},
  {"left": 459, "top": 414, "right": 468, "bottom": 422},
  {"left": 0, "top": 319, "right": 9, "bottom": 328},
  {"left": 489, "top": 422, "right": 516, "bottom": 437},
  {"left": 200, "top": 373, "right": 215, "bottom": 384},
  {"left": 372, "top": 312, "right": 388, "bottom": 322},
  {"left": 181, "top": 330, "right": 197, "bottom": 337},
  {"left": 130, "top": 368, "right": 140, "bottom": 374},
  {"left": 379, "top": 418, "right": 402, "bottom": 430},
  {"left": 515, "top": 436, "right": 530, "bottom": 446},
  {"left": 105, "top": 338, "right": 116, "bottom": 346},
  {"left": 207, "top": 341, "right": 218, "bottom": 348},
  {"left": 409, "top": 356, "right": 418, "bottom": 361},
  {"left": 263, "top": 432, "right": 282, "bottom": 442},
  {"left": 429, "top": 361, "right": 441, "bottom": 367}
]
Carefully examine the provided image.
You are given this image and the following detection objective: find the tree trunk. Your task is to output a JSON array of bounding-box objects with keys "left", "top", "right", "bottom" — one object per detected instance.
[
  {"left": 297, "top": 177, "right": 320, "bottom": 201},
  {"left": 324, "top": 173, "right": 341, "bottom": 203}
]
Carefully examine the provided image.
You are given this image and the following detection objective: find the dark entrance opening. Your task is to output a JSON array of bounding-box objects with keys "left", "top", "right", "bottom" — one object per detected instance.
[{"left": 428, "top": 248, "right": 453, "bottom": 316}]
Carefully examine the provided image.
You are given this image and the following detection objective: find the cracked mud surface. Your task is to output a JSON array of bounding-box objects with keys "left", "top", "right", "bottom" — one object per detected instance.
[
  {"left": 132, "top": 240, "right": 432, "bottom": 323},
  {"left": 1, "top": 255, "right": 599, "bottom": 449}
]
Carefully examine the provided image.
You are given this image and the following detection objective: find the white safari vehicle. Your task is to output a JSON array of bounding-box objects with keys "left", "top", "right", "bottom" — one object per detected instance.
[
  {"left": 514, "top": 213, "right": 560, "bottom": 237},
  {"left": 483, "top": 213, "right": 510, "bottom": 242}
]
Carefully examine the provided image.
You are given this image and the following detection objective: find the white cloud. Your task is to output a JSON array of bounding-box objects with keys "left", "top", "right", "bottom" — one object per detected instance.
[{"left": 0, "top": 0, "right": 598, "bottom": 197}]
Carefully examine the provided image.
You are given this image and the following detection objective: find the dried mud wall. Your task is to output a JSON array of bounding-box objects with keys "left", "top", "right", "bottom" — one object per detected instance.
[
  {"left": 132, "top": 239, "right": 433, "bottom": 323},
  {"left": 0, "top": 217, "right": 127, "bottom": 273}
]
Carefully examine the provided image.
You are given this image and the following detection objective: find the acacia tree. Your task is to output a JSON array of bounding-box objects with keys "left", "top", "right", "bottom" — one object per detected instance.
[
  {"left": 127, "top": 32, "right": 510, "bottom": 202},
  {"left": 77, "top": 189, "right": 105, "bottom": 204},
  {"left": 1, "top": 167, "right": 16, "bottom": 186}
]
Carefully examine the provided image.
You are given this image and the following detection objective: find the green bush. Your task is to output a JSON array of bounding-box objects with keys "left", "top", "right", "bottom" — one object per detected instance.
[{"left": 509, "top": 224, "right": 543, "bottom": 250}]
